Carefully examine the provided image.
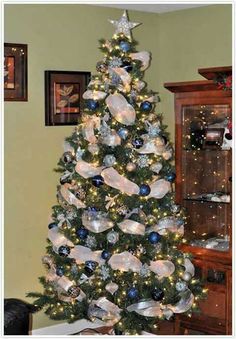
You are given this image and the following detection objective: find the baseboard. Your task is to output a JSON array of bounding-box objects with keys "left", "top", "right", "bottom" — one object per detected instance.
[{"left": 31, "top": 318, "right": 104, "bottom": 335}]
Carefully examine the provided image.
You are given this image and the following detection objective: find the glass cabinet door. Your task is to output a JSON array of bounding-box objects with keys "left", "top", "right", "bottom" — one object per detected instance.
[{"left": 181, "top": 104, "right": 231, "bottom": 252}]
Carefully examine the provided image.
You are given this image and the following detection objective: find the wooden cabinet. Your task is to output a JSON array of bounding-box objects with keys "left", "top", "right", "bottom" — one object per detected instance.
[{"left": 165, "top": 67, "right": 232, "bottom": 335}]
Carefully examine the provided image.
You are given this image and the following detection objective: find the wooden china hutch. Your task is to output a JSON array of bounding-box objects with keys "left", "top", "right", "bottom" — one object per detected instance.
[{"left": 165, "top": 67, "right": 232, "bottom": 335}]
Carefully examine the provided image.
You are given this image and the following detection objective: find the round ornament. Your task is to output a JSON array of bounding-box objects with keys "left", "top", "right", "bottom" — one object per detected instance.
[
  {"left": 103, "top": 154, "right": 116, "bottom": 167},
  {"left": 139, "top": 184, "right": 151, "bottom": 196},
  {"left": 148, "top": 231, "right": 161, "bottom": 244},
  {"left": 119, "top": 41, "right": 131, "bottom": 52},
  {"left": 127, "top": 287, "right": 139, "bottom": 299},
  {"left": 67, "top": 285, "right": 81, "bottom": 298},
  {"left": 225, "top": 133, "right": 232, "bottom": 140},
  {"left": 132, "top": 137, "right": 143, "bottom": 149},
  {"left": 86, "top": 99, "right": 99, "bottom": 111},
  {"left": 48, "top": 222, "right": 58, "bottom": 229},
  {"left": 126, "top": 162, "right": 136, "bottom": 172},
  {"left": 58, "top": 245, "right": 71, "bottom": 257},
  {"left": 84, "top": 260, "right": 97, "bottom": 275},
  {"left": 56, "top": 266, "right": 64, "bottom": 277},
  {"left": 92, "top": 175, "right": 104, "bottom": 187},
  {"left": 76, "top": 228, "right": 88, "bottom": 239},
  {"left": 140, "top": 101, "right": 152, "bottom": 112},
  {"left": 122, "top": 59, "right": 133, "bottom": 73},
  {"left": 176, "top": 281, "right": 187, "bottom": 292},
  {"left": 118, "top": 127, "right": 129, "bottom": 140},
  {"left": 152, "top": 287, "right": 164, "bottom": 301},
  {"left": 101, "top": 250, "right": 111, "bottom": 260},
  {"left": 182, "top": 272, "right": 192, "bottom": 282},
  {"left": 62, "top": 152, "right": 73, "bottom": 164},
  {"left": 107, "top": 230, "right": 119, "bottom": 244},
  {"left": 166, "top": 172, "right": 176, "bottom": 182}
]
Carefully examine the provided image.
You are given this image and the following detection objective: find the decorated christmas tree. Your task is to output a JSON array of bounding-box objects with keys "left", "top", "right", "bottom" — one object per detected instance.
[{"left": 28, "top": 11, "right": 206, "bottom": 335}]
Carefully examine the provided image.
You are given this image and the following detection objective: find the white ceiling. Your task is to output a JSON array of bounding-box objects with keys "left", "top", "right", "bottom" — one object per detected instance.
[{"left": 96, "top": 3, "right": 210, "bottom": 14}]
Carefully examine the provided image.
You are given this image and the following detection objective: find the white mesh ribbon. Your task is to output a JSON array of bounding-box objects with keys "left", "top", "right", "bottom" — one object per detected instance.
[
  {"left": 82, "top": 212, "right": 114, "bottom": 233},
  {"left": 130, "top": 51, "right": 150, "bottom": 70},
  {"left": 48, "top": 227, "right": 74, "bottom": 250},
  {"left": 82, "top": 115, "right": 101, "bottom": 144},
  {"left": 83, "top": 90, "right": 107, "bottom": 101},
  {"left": 101, "top": 167, "right": 139, "bottom": 196},
  {"left": 105, "top": 93, "right": 136, "bottom": 125},
  {"left": 101, "top": 130, "right": 121, "bottom": 146},
  {"left": 105, "top": 282, "right": 119, "bottom": 295},
  {"left": 149, "top": 260, "right": 175, "bottom": 278},
  {"left": 136, "top": 138, "right": 166, "bottom": 155},
  {"left": 133, "top": 80, "right": 146, "bottom": 92},
  {"left": 118, "top": 219, "right": 145, "bottom": 235},
  {"left": 149, "top": 217, "right": 184, "bottom": 235},
  {"left": 93, "top": 297, "right": 121, "bottom": 325},
  {"left": 69, "top": 245, "right": 105, "bottom": 265},
  {"left": 184, "top": 258, "right": 195, "bottom": 276},
  {"left": 112, "top": 67, "right": 131, "bottom": 86},
  {"left": 108, "top": 251, "right": 142, "bottom": 272},
  {"left": 60, "top": 184, "right": 86, "bottom": 209},
  {"left": 148, "top": 179, "right": 171, "bottom": 199},
  {"left": 168, "top": 291, "right": 194, "bottom": 313},
  {"left": 75, "top": 160, "right": 104, "bottom": 179},
  {"left": 127, "top": 300, "right": 163, "bottom": 317}
]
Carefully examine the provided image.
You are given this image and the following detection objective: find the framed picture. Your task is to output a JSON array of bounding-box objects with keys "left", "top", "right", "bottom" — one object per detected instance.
[
  {"left": 45, "top": 71, "right": 91, "bottom": 126},
  {"left": 203, "top": 128, "right": 224, "bottom": 149},
  {"left": 4, "top": 43, "right": 28, "bottom": 101}
]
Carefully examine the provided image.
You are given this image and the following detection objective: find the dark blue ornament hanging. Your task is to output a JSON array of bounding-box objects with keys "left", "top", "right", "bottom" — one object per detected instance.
[
  {"left": 101, "top": 250, "right": 111, "bottom": 260},
  {"left": 139, "top": 184, "right": 151, "bottom": 196},
  {"left": 140, "top": 101, "right": 152, "bottom": 112},
  {"left": 67, "top": 285, "right": 81, "bottom": 298},
  {"left": 152, "top": 287, "right": 164, "bottom": 301},
  {"left": 132, "top": 137, "right": 143, "bottom": 149},
  {"left": 48, "top": 222, "right": 58, "bottom": 229},
  {"left": 76, "top": 228, "right": 89, "bottom": 239},
  {"left": 148, "top": 231, "right": 161, "bottom": 244},
  {"left": 56, "top": 266, "right": 64, "bottom": 277},
  {"left": 58, "top": 245, "right": 71, "bottom": 257},
  {"left": 166, "top": 172, "right": 176, "bottom": 182},
  {"left": 92, "top": 175, "right": 104, "bottom": 187},
  {"left": 122, "top": 59, "right": 133, "bottom": 73},
  {"left": 127, "top": 287, "right": 139, "bottom": 299},
  {"left": 119, "top": 41, "right": 131, "bottom": 52},
  {"left": 87, "top": 99, "right": 99, "bottom": 111},
  {"left": 118, "top": 127, "right": 129, "bottom": 140},
  {"left": 85, "top": 260, "right": 98, "bottom": 275}
]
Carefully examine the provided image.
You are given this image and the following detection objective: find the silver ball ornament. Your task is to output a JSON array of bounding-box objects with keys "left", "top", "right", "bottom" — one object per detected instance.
[
  {"left": 103, "top": 154, "right": 116, "bottom": 167},
  {"left": 176, "top": 280, "right": 187, "bottom": 292},
  {"left": 118, "top": 128, "right": 129, "bottom": 140},
  {"left": 107, "top": 230, "right": 119, "bottom": 244},
  {"left": 126, "top": 162, "right": 136, "bottom": 172},
  {"left": 182, "top": 272, "right": 192, "bottom": 282}
]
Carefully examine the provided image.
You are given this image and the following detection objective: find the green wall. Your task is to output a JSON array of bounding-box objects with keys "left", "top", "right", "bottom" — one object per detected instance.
[{"left": 4, "top": 4, "right": 231, "bottom": 330}]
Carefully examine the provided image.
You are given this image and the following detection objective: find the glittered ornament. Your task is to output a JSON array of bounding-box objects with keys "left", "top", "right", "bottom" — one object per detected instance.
[
  {"left": 132, "top": 137, "right": 143, "bottom": 149},
  {"left": 166, "top": 172, "right": 176, "bottom": 182},
  {"left": 76, "top": 228, "right": 88, "bottom": 239},
  {"left": 92, "top": 175, "right": 104, "bottom": 187},
  {"left": 101, "top": 250, "right": 111, "bottom": 260},
  {"left": 119, "top": 41, "right": 131, "bottom": 52},
  {"left": 84, "top": 260, "right": 97, "bottom": 275},
  {"left": 67, "top": 285, "right": 81, "bottom": 298},
  {"left": 86, "top": 99, "right": 99, "bottom": 111},
  {"left": 148, "top": 231, "right": 161, "bottom": 244},
  {"left": 139, "top": 184, "right": 151, "bottom": 196},
  {"left": 176, "top": 281, "right": 187, "bottom": 292},
  {"left": 118, "top": 127, "right": 129, "bottom": 139},
  {"left": 85, "top": 235, "right": 97, "bottom": 249},
  {"left": 140, "top": 101, "right": 152, "bottom": 112},
  {"left": 107, "top": 230, "right": 119, "bottom": 244},
  {"left": 62, "top": 151, "right": 73, "bottom": 164},
  {"left": 152, "top": 287, "right": 164, "bottom": 301},
  {"left": 56, "top": 266, "right": 64, "bottom": 277},
  {"left": 109, "top": 56, "right": 122, "bottom": 68},
  {"left": 127, "top": 287, "right": 139, "bottom": 299},
  {"left": 58, "top": 245, "right": 71, "bottom": 257},
  {"left": 48, "top": 222, "right": 58, "bottom": 229},
  {"left": 137, "top": 155, "right": 149, "bottom": 168},
  {"left": 103, "top": 154, "right": 116, "bottom": 167},
  {"left": 182, "top": 272, "right": 192, "bottom": 282},
  {"left": 126, "top": 162, "right": 136, "bottom": 172}
]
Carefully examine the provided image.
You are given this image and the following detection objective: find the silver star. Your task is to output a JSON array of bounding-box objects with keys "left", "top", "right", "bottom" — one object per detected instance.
[{"left": 109, "top": 11, "right": 141, "bottom": 40}]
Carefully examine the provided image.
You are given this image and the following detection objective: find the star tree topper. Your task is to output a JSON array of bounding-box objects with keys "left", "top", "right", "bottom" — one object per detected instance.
[{"left": 109, "top": 11, "right": 141, "bottom": 40}]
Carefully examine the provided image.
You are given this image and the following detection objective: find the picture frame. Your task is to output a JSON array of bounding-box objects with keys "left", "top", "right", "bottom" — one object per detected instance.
[
  {"left": 45, "top": 71, "right": 91, "bottom": 126},
  {"left": 4, "top": 43, "right": 28, "bottom": 101},
  {"left": 203, "top": 128, "right": 224, "bottom": 149}
]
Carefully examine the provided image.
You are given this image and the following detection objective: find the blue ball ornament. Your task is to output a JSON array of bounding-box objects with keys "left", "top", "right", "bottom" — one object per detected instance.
[
  {"left": 166, "top": 172, "right": 176, "bottom": 182},
  {"left": 56, "top": 266, "right": 64, "bottom": 277},
  {"left": 139, "top": 184, "right": 151, "bottom": 196},
  {"left": 85, "top": 260, "right": 97, "bottom": 275},
  {"left": 132, "top": 137, "right": 143, "bottom": 149},
  {"left": 101, "top": 250, "right": 111, "bottom": 260},
  {"left": 127, "top": 287, "right": 139, "bottom": 299},
  {"left": 87, "top": 99, "right": 99, "bottom": 111},
  {"left": 148, "top": 231, "right": 161, "bottom": 244},
  {"left": 58, "top": 245, "right": 71, "bottom": 257},
  {"left": 48, "top": 222, "right": 58, "bottom": 229},
  {"left": 118, "top": 127, "right": 129, "bottom": 140},
  {"left": 92, "top": 175, "right": 104, "bottom": 187},
  {"left": 140, "top": 101, "right": 152, "bottom": 112},
  {"left": 119, "top": 41, "right": 131, "bottom": 52},
  {"left": 76, "top": 228, "right": 88, "bottom": 239}
]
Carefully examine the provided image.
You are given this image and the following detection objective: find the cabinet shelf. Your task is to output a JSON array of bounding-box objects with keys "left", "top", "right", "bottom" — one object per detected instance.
[{"left": 184, "top": 197, "right": 230, "bottom": 204}]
